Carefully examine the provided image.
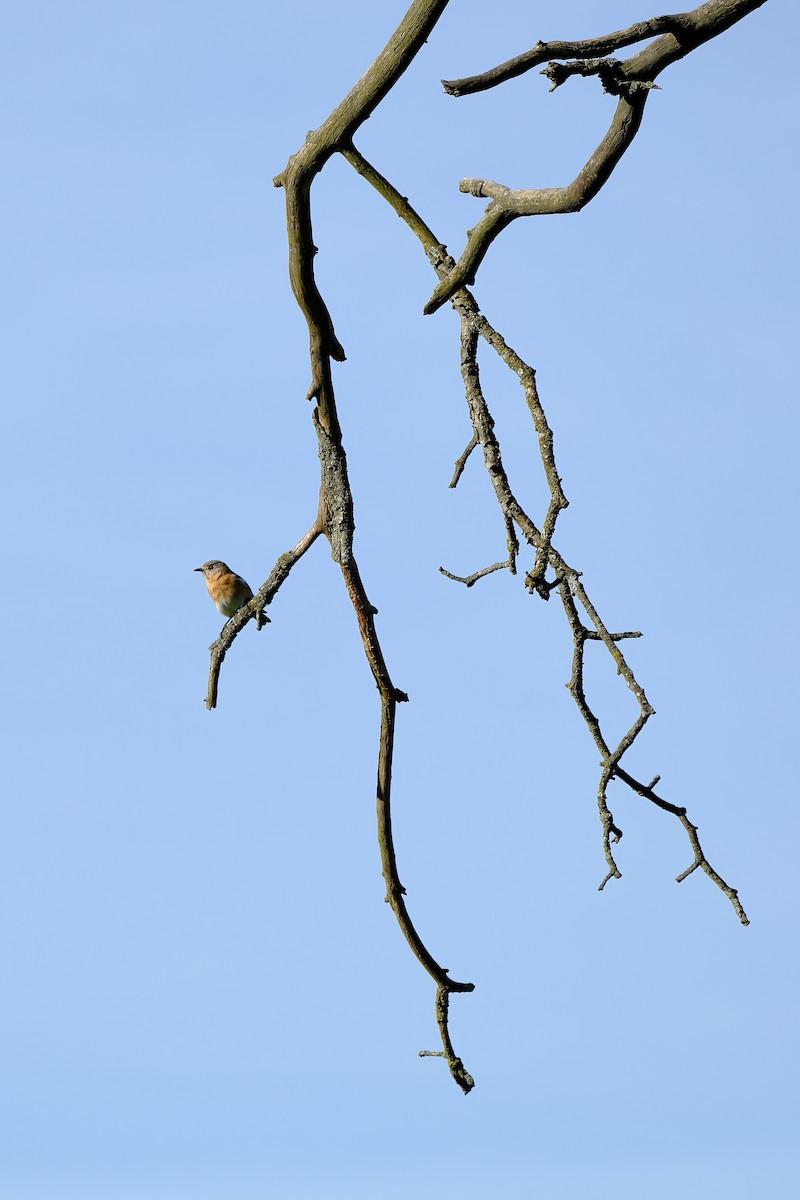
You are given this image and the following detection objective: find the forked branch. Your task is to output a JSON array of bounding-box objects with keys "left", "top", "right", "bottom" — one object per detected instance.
[
  {"left": 274, "top": 0, "right": 475, "bottom": 1093},
  {"left": 343, "top": 143, "right": 749, "bottom": 926},
  {"left": 427, "top": 0, "right": 767, "bottom": 312}
]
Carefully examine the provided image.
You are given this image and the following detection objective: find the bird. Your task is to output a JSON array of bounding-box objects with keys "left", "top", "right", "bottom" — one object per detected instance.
[{"left": 194, "top": 560, "right": 254, "bottom": 618}]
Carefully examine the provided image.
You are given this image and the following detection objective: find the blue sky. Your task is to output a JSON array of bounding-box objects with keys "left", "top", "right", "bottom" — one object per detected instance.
[{"left": 2, "top": 2, "right": 797, "bottom": 1197}]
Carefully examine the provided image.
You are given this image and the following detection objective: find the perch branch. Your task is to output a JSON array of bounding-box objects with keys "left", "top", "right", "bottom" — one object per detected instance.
[{"left": 203, "top": 522, "right": 321, "bottom": 710}]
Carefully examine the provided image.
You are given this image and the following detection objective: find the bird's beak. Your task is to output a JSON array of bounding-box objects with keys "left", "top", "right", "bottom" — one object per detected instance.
[{"left": 194, "top": 566, "right": 204, "bottom": 573}]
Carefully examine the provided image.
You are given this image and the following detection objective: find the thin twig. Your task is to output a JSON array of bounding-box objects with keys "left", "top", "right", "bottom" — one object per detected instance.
[
  {"left": 439, "top": 559, "right": 514, "bottom": 587},
  {"left": 449, "top": 433, "right": 478, "bottom": 488}
]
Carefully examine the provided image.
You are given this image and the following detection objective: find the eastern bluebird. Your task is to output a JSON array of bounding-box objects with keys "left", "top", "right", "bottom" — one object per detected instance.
[{"left": 195, "top": 560, "right": 254, "bottom": 618}]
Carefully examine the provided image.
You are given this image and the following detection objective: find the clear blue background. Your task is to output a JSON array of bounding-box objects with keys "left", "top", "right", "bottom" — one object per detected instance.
[{"left": 2, "top": 2, "right": 797, "bottom": 1196}]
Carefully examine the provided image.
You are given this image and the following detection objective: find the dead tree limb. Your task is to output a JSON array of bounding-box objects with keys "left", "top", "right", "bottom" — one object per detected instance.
[
  {"left": 427, "top": 0, "right": 768, "bottom": 313},
  {"left": 201, "top": 0, "right": 761, "bottom": 1093},
  {"left": 342, "top": 143, "right": 749, "bottom": 927},
  {"left": 273, "top": 0, "right": 475, "bottom": 1094}
]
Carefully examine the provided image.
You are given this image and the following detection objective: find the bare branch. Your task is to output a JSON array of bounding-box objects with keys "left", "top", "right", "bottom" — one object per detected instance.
[
  {"left": 449, "top": 433, "right": 478, "bottom": 488},
  {"left": 615, "top": 767, "right": 750, "bottom": 924},
  {"left": 416, "top": 986, "right": 476, "bottom": 1094},
  {"left": 442, "top": 1, "right": 766, "bottom": 96},
  {"left": 274, "top": 0, "right": 450, "bottom": 426},
  {"left": 343, "top": 142, "right": 748, "bottom": 923},
  {"left": 504, "top": 513, "right": 520, "bottom": 575},
  {"left": 585, "top": 630, "right": 643, "bottom": 642},
  {"left": 205, "top": 1, "right": 757, "bottom": 1091},
  {"left": 424, "top": 92, "right": 648, "bottom": 313},
  {"left": 442, "top": 15, "right": 691, "bottom": 96},
  {"left": 312, "top": 295, "right": 476, "bottom": 1075},
  {"left": 427, "top": 0, "right": 768, "bottom": 312},
  {"left": 258, "top": 3, "right": 478, "bottom": 1088}
]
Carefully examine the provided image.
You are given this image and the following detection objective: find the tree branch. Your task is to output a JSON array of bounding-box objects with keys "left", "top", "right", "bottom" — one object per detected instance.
[
  {"left": 448, "top": 433, "right": 478, "bottom": 488},
  {"left": 427, "top": 0, "right": 768, "bottom": 312},
  {"left": 423, "top": 89, "right": 649, "bottom": 314},
  {"left": 342, "top": 143, "right": 749, "bottom": 925},
  {"left": 443, "top": 1, "right": 766, "bottom": 95},
  {"left": 273, "top": 0, "right": 450, "bottom": 424},
  {"left": 256, "top": 1, "right": 477, "bottom": 1091},
  {"left": 206, "top": 1, "right": 757, "bottom": 1096},
  {"left": 439, "top": 559, "right": 514, "bottom": 587}
]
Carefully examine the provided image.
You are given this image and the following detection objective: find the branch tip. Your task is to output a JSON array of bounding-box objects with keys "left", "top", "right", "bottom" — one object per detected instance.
[{"left": 598, "top": 868, "right": 622, "bottom": 891}]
